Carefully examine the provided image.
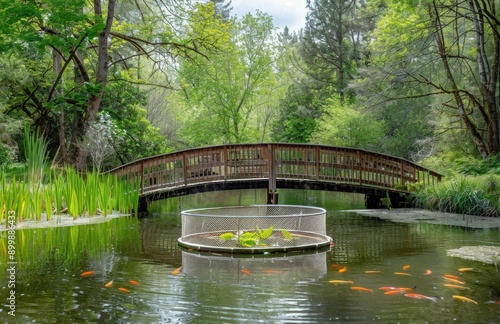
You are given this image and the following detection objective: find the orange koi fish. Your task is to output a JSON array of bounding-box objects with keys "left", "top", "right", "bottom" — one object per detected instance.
[
  {"left": 443, "top": 277, "right": 465, "bottom": 285},
  {"left": 379, "top": 286, "right": 413, "bottom": 292},
  {"left": 351, "top": 286, "right": 374, "bottom": 293},
  {"left": 444, "top": 274, "right": 460, "bottom": 280},
  {"left": 338, "top": 266, "right": 347, "bottom": 273},
  {"left": 329, "top": 280, "right": 354, "bottom": 284},
  {"left": 331, "top": 264, "right": 342, "bottom": 269},
  {"left": 403, "top": 264, "right": 411, "bottom": 271},
  {"left": 424, "top": 269, "right": 432, "bottom": 275},
  {"left": 384, "top": 290, "right": 407, "bottom": 295},
  {"left": 105, "top": 280, "right": 113, "bottom": 288},
  {"left": 129, "top": 280, "right": 140, "bottom": 286},
  {"left": 172, "top": 267, "right": 182, "bottom": 275},
  {"left": 453, "top": 295, "right": 477, "bottom": 304},
  {"left": 80, "top": 271, "right": 95, "bottom": 277},
  {"left": 240, "top": 269, "right": 252, "bottom": 275},
  {"left": 443, "top": 284, "right": 471, "bottom": 290},
  {"left": 118, "top": 287, "right": 130, "bottom": 293},
  {"left": 394, "top": 272, "right": 413, "bottom": 276},
  {"left": 404, "top": 293, "right": 438, "bottom": 302},
  {"left": 458, "top": 267, "right": 475, "bottom": 272},
  {"left": 364, "top": 270, "right": 381, "bottom": 274}
]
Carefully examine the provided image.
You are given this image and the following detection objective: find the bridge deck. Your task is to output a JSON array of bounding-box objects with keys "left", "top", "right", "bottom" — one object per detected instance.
[{"left": 109, "top": 143, "right": 442, "bottom": 208}]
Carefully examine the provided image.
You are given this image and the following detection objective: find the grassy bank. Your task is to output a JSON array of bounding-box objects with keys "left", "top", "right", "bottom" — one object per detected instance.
[
  {"left": 411, "top": 175, "right": 500, "bottom": 217},
  {"left": 0, "top": 168, "right": 141, "bottom": 224}
]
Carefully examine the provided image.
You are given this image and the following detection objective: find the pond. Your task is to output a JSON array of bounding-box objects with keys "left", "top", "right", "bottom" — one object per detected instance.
[{"left": 2, "top": 189, "right": 500, "bottom": 323}]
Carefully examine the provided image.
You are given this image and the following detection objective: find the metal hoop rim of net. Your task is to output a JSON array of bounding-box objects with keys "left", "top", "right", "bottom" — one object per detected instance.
[{"left": 180, "top": 204, "right": 327, "bottom": 218}]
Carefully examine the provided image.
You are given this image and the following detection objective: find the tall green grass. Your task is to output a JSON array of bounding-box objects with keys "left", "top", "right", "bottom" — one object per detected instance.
[
  {"left": 0, "top": 168, "right": 141, "bottom": 223},
  {"left": 24, "top": 127, "right": 50, "bottom": 185},
  {"left": 412, "top": 175, "right": 500, "bottom": 217}
]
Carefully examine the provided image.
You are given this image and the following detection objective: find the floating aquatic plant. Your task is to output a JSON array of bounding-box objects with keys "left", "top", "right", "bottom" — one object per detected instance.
[
  {"left": 281, "top": 229, "right": 293, "bottom": 240},
  {"left": 220, "top": 232, "right": 235, "bottom": 241},
  {"left": 256, "top": 225, "right": 274, "bottom": 239}
]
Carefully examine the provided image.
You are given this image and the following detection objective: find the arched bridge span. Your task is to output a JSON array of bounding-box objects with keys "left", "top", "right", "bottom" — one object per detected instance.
[{"left": 108, "top": 143, "right": 442, "bottom": 210}]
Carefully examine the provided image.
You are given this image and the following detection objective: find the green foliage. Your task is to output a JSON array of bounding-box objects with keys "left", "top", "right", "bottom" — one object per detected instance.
[
  {"left": 220, "top": 232, "right": 235, "bottom": 241},
  {"left": 280, "top": 229, "right": 293, "bottom": 240},
  {"left": 101, "top": 83, "right": 169, "bottom": 167},
  {"left": 272, "top": 83, "right": 320, "bottom": 143},
  {"left": 179, "top": 7, "right": 278, "bottom": 145},
  {"left": 23, "top": 127, "right": 50, "bottom": 184},
  {"left": 312, "top": 95, "right": 385, "bottom": 149},
  {"left": 0, "top": 167, "right": 141, "bottom": 223},
  {"left": 412, "top": 175, "right": 500, "bottom": 217}
]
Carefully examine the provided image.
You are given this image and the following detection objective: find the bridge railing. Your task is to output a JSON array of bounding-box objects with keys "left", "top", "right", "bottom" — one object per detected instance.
[{"left": 108, "top": 143, "right": 442, "bottom": 197}]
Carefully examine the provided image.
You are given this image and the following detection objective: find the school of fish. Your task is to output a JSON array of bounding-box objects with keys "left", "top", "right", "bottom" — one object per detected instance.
[
  {"left": 76, "top": 263, "right": 498, "bottom": 307},
  {"left": 323, "top": 264, "right": 495, "bottom": 305}
]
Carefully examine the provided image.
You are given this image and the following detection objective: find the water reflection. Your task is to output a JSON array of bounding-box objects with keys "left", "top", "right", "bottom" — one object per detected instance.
[{"left": 181, "top": 249, "right": 329, "bottom": 284}]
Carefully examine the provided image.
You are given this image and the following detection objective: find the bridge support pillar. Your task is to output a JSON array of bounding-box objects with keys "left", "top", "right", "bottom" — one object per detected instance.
[
  {"left": 267, "top": 190, "right": 279, "bottom": 204},
  {"left": 138, "top": 197, "right": 148, "bottom": 216}
]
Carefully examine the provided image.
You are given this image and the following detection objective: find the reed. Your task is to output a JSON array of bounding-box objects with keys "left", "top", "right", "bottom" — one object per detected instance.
[
  {"left": 412, "top": 175, "right": 500, "bottom": 217},
  {"left": 85, "top": 169, "right": 100, "bottom": 217},
  {"left": 98, "top": 173, "right": 114, "bottom": 216},
  {"left": 23, "top": 127, "right": 50, "bottom": 185},
  {"left": 52, "top": 172, "right": 65, "bottom": 214},
  {"left": 64, "top": 167, "right": 86, "bottom": 219},
  {"left": 44, "top": 185, "right": 53, "bottom": 221},
  {"left": 2, "top": 162, "right": 141, "bottom": 222},
  {"left": 31, "top": 185, "right": 43, "bottom": 220}
]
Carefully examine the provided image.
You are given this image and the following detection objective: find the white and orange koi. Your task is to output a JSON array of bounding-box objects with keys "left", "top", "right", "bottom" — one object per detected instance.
[{"left": 404, "top": 293, "right": 438, "bottom": 302}]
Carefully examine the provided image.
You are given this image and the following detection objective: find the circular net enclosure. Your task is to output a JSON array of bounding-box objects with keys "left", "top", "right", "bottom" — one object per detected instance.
[{"left": 178, "top": 205, "right": 332, "bottom": 253}]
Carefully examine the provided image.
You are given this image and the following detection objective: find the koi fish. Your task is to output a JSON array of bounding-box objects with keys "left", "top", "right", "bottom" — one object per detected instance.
[
  {"left": 403, "top": 264, "right": 411, "bottom": 271},
  {"left": 329, "top": 280, "right": 354, "bottom": 284},
  {"left": 453, "top": 295, "right": 477, "bottom": 304},
  {"left": 338, "top": 266, "right": 347, "bottom": 273},
  {"left": 444, "top": 274, "right": 460, "bottom": 280},
  {"left": 118, "top": 287, "right": 130, "bottom": 293},
  {"left": 80, "top": 271, "right": 95, "bottom": 277},
  {"left": 379, "top": 286, "right": 413, "bottom": 291},
  {"left": 394, "top": 272, "right": 413, "bottom": 276},
  {"left": 364, "top": 270, "right": 381, "bottom": 274},
  {"left": 458, "top": 267, "right": 475, "bottom": 272},
  {"left": 384, "top": 290, "right": 407, "bottom": 295},
  {"left": 331, "top": 264, "right": 342, "bottom": 268},
  {"left": 485, "top": 300, "right": 500, "bottom": 304},
  {"left": 351, "top": 286, "right": 373, "bottom": 293},
  {"left": 404, "top": 293, "right": 438, "bottom": 302},
  {"left": 443, "top": 284, "right": 471, "bottom": 290},
  {"left": 105, "top": 280, "right": 113, "bottom": 288},
  {"left": 172, "top": 267, "right": 182, "bottom": 275},
  {"left": 443, "top": 277, "right": 465, "bottom": 285},
  {"left": 129, "top": 280, "right": 140, "bottom": 286},
  {"left": 240, "top": 269, "right": 252, "bottom": 275},
  {"left": 424, "top": 269, "right": 432, "bottom": 275}
]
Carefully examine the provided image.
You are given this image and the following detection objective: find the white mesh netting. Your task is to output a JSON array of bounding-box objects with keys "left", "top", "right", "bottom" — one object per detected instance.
[{"left": 178, "top": 205, "right": 332, "bottom": 253}]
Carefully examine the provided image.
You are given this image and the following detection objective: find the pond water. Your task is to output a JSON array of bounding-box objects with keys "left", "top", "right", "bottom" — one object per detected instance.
[{"left": 2, "top": 189, "right": 500, "bottom": 323}]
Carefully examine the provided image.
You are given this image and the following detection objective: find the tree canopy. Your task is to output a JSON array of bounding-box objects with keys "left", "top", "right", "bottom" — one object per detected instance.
[{"left": 1, "top": 0, "right": 498, "bottom": 173}]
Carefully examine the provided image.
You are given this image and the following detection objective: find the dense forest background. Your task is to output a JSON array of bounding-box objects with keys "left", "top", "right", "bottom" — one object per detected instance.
[{"left": 1, "top": 0, "right": 499, "bottom": 175}]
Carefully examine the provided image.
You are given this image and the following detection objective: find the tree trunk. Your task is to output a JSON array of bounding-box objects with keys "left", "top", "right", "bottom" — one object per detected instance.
[
  {"left": 431, "top": 1, "right": 490, "bottom": 158},
  {"left": 74, "top": 0, "right": 116, "bottom": 170}
]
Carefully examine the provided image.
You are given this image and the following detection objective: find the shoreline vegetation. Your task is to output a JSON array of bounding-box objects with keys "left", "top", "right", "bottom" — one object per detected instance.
[
  {"left": 0, "top": 167, "right": 140, "bottom": 228},
  {"left": 1, "top": 129, "right": 140, "bottom": 229}
]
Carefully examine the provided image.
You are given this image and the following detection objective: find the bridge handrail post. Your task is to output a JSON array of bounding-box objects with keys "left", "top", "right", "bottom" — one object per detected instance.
[{"left": 183, "top": 151, "right": 187, "bottom": 187}]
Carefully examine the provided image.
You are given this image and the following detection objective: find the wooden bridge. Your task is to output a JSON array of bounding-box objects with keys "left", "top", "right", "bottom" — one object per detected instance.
[{"left": 108, "top": 143, "right": 442, "bottom": 212}]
